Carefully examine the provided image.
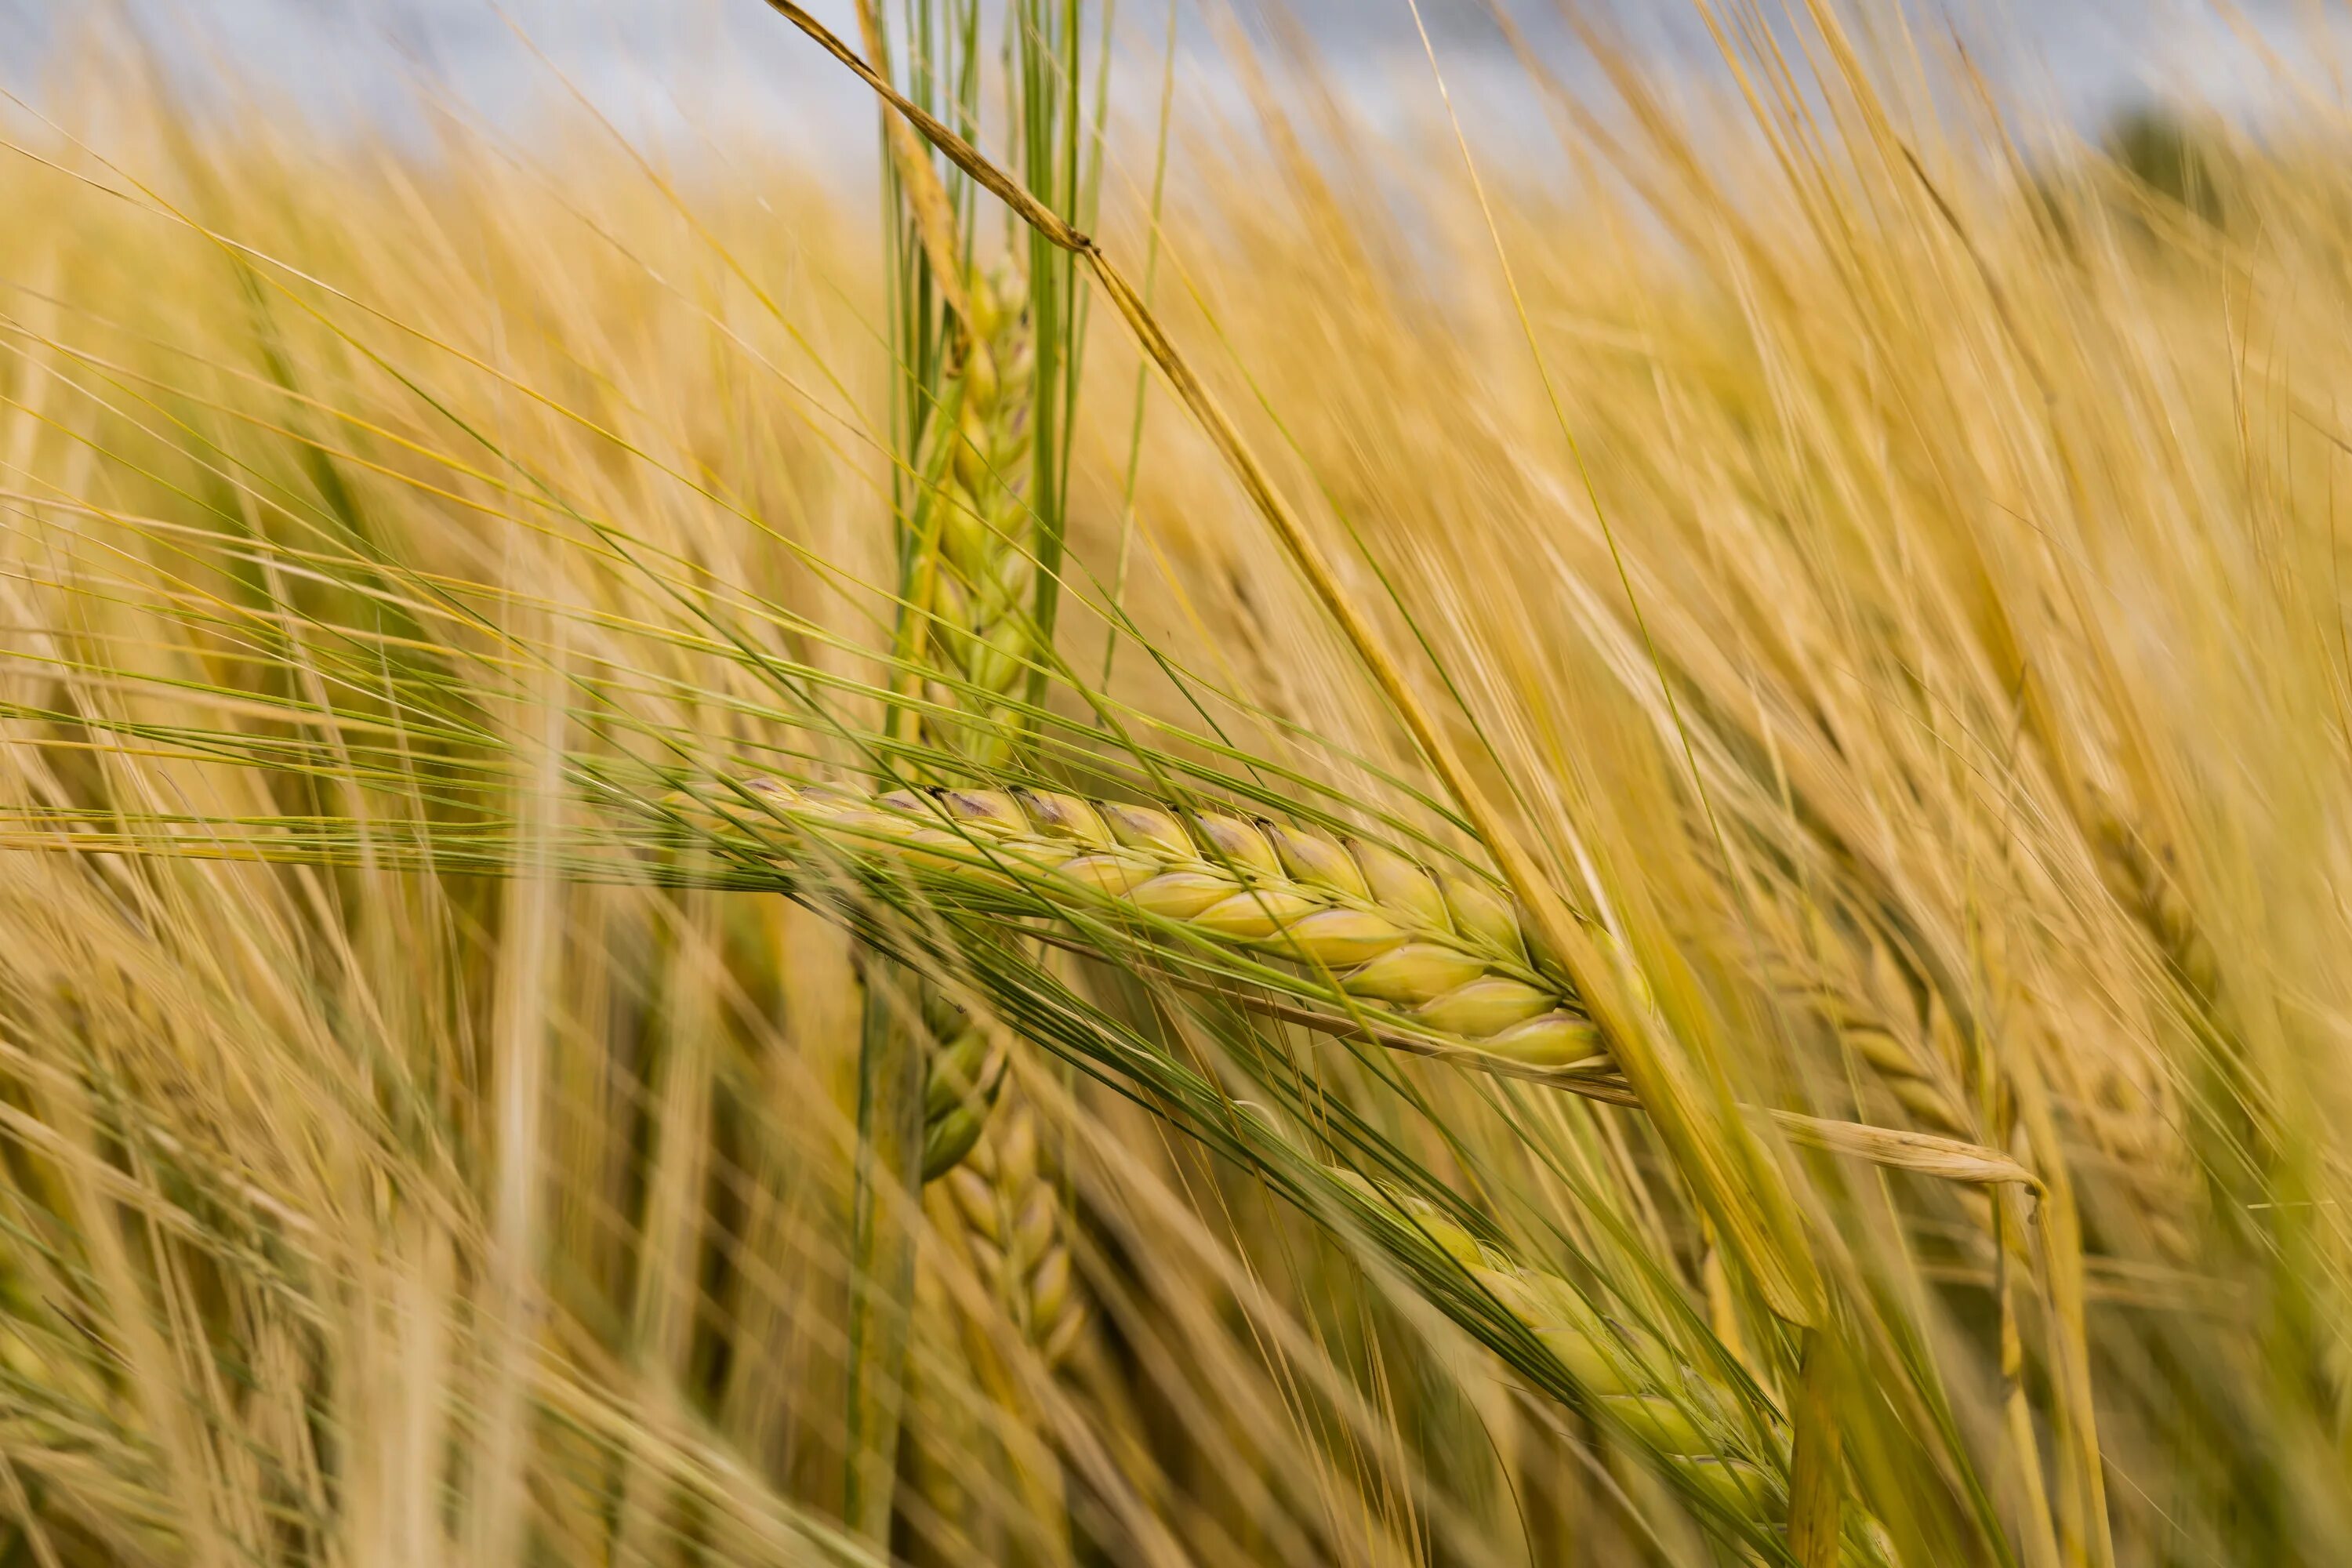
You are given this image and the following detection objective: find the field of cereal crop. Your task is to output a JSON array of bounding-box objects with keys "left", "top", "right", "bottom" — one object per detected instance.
[{"left": 1, "top": 4, "right": 2347, "bottom": 1563}]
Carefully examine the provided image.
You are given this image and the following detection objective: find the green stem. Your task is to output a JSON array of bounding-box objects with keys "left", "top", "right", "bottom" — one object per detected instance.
[
  {"left": 1788, "top": 1327, "right": 1843, "bottom": 1567},
  {"left": 886, "top": 372, "right": 972, "bottom": 751},
  {"left": 1099, "top": 0, "right": 1178, "bottom": 697},
  {"left": 844, "top": 965, "right": 924, "bottom": 1542}
]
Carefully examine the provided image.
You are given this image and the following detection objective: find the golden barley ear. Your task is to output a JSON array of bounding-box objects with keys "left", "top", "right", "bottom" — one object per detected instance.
[{"left": 783, "top": 781, "right": 1612, "bottom": 1072}]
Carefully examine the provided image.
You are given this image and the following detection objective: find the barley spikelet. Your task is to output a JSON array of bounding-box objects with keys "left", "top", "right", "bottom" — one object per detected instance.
[
  {"left": 918, "top": 983, "right": 1011, "bottom": 1181},
  {"left": 915, "top": 266, "right": 1040, "bottom": 775},
  {"left": 1779, "top": 884, "right": 2204, "bottom": 1271},
  {"left": 940, "top": 1102, "right": 1088, "bottom": 1370},
  {"left": 903, "top": 1103, "right": 1086, "bottom": 1568},
  {"left": 706, "top": 779, "right": 1614, "bottom": 1079}
]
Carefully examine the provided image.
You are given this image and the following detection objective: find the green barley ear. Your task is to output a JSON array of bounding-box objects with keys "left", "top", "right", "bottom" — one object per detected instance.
[
  {"left": 1331, "top": 1171, "right": 1898, "bottom": 1565},
  {"left": 920, "top": 994, "right": 1010, "bottom": 1181},
  {"left": 915, "top": 264, "right": 1044, "bottom": 775},
  {"left": 942, "top": 1103, "right": 1087, "bottom": 1368}
]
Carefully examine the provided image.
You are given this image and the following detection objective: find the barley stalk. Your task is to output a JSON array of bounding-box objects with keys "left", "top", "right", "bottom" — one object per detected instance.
[{"left": 851, "top": 7, "right": 1098, "bottom": 1546}]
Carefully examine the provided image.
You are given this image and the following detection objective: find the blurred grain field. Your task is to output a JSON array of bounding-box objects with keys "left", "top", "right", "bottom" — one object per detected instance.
[{"left": 1, "top": 6, "right": 2350, "bottom": 1566}]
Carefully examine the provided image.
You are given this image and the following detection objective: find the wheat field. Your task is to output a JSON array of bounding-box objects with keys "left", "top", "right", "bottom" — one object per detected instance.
[{"left": 0, "top": 3, "right": 2346, "bottom": 1565}]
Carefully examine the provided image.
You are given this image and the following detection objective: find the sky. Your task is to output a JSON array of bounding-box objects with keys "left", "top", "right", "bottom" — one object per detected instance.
[{"left": 1, "top": 1, "right": 2342, "bottom": 180}]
